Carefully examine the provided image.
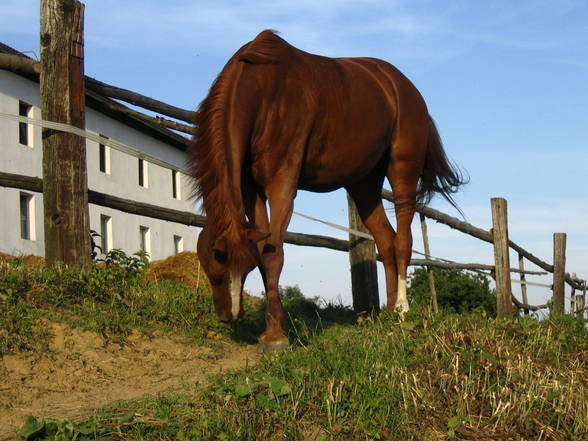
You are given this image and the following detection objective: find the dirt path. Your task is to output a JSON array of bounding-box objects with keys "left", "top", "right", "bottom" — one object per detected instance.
[{"left": 0, "top": 322, "right": 261, "bottom": 439}]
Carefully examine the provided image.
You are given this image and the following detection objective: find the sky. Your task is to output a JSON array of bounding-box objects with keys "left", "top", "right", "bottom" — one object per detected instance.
[{"left": 2, "top": 0, "right": 587, "bottom": 313}]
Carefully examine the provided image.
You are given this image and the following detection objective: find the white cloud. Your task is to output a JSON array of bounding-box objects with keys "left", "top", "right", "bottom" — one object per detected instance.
[{"left": 80, "top": 0, "right": 447, "bottom": 58}]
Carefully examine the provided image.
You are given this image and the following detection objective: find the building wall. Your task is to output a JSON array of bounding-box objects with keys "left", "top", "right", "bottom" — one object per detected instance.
[{"left": 0, "top": 70, "right": 198, "bottom": 261}]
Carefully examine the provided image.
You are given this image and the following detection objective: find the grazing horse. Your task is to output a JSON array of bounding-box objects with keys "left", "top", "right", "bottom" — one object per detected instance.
[{"left": 188, "top": 30, "right": 465, "bottom": 351}]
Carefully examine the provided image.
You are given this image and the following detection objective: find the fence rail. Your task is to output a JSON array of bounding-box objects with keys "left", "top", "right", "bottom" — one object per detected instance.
[
  {"left": 0, "top": 171, "right": 539, "bottom": 273},
  {"left": 2, "top": 168, "right": 584, "bottom": 315},
  {"left": 2, "top": 50, "right": 586, "bottom": 316},
  {"left": 382, "top": 190, "right": 584, "bottom": 291}
]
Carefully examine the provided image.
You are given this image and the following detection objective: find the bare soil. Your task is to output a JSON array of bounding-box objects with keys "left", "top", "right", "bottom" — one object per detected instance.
[{"left": 0, "top": 322, "right": 260, "bottom": 439}]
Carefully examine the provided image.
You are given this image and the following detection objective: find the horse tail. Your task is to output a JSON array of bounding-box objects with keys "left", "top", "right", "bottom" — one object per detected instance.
[{"left": 417, "top": 118, "right": 468, "bottom": 215}]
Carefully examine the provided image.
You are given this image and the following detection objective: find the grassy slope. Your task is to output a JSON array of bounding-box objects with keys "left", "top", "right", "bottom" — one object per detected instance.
[
  {"left": 2, "top": 256, "right": 588, "bottom": 441},
  {"left": 84, "top": 313, "right": 586, "bottom": 441}
]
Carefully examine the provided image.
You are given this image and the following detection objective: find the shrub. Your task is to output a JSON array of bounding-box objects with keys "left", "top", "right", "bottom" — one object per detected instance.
[{"left": 408, "top": 267, "right": 497, "bottom": 316}]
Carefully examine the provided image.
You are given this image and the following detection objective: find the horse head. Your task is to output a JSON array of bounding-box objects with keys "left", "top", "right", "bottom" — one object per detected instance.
[{"left": 197, "top": 226, "right": 269, "bottom": 322}]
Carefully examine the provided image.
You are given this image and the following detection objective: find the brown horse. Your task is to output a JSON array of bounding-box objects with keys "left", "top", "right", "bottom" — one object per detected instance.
[{"left": 188, "top": 30, "right": 465, "bottom": 351}]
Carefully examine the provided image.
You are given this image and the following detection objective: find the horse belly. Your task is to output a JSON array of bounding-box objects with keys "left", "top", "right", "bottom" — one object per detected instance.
[{"left": 298, "top": 140, "right": 388, "bottom": 192}]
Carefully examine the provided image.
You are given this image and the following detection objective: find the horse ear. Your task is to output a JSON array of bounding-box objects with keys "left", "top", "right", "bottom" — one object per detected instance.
[{"left": 247, "top": 229, "right": 270, "bottom": 243}]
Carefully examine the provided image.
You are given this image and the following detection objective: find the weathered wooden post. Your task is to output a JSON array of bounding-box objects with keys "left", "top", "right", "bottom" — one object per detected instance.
[
  {"left": 347, "top": 194, "right": 379, "bottom": 313},
  {"left": 578, "top": 281, "right": 587, "bottom": 319},
  {"left": 570, "top": 272, "right": 577, "bottom": 315},
  {"left": 491, "top": 198, "right": 513, "bottom": 317},
  {"left": 419, "top": 213, "right": 438, "bottom": 313},
  {"left": 552, "top": 232, "right": 567, "bottom": 317},
  {"left": 518, "top": 253, "right": 529, "bottom": 315},
  {"left": 40, "top": 0, "right": 90, "bottom": 266}
]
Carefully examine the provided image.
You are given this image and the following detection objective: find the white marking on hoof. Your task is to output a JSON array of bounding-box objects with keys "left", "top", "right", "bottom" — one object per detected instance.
[
  {"left": 230, "top": 271, "right": 242, "bottom": 320},
  {"left": 396, "top": 275, "right": 410, "bottom": 315}
]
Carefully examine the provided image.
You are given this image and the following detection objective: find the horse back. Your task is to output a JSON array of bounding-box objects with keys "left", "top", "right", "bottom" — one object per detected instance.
[{"left": 232, "top": 31, "right": 430, "bottom": 190}]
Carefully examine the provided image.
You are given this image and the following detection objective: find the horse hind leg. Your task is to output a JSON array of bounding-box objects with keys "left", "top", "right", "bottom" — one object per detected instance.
[
  {"left": 347, "top": 177, "right": 399, "bottom": 312},
  {"left": 387, "top": 132, "right": 429, "bottom": 314}
]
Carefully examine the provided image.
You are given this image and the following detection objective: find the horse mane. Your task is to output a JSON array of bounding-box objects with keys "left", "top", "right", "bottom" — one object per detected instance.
[
  {"left": 187, "top": 30, "right": 287, "bottom": 255},
  {"left": 187, "top": 52, "right": 240, "bottom": 241}
]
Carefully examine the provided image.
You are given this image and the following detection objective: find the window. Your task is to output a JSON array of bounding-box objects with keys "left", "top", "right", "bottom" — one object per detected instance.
[
  {"left": 20, "top": 192, "right": 35, "bottom": 240},
  {"left": 139, "top": 226, "right": 151, "bottom": 258},
  {"left": 172, "top": 170, "right": 181, "bottom": 200},
  {"left": 138, "top": 158, "right": 148, "bottom": 188},
  {"left": 100, "top": 215, "right": 112, "bottom": 253},
  {"left": 19, "top": 101, "right": 34, "bottom": 147},
  {"left": 99, "top": 135, "right": 110, "bottom": 174},
  {"left": 173, "top": 235, "right": 183, "bottom": 254}
]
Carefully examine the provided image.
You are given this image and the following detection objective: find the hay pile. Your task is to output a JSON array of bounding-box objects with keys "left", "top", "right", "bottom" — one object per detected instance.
[
  {"left": 144, "top": 251, "right": 209, "bottom": 291},
  {"left": 0, "top": 252, "right": 45, "bottom": 267}
]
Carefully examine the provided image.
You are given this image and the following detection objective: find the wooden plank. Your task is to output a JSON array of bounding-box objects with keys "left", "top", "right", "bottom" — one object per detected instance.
[
  {"left": 491, "top": 198, "right": 513, "bottom": 317},
  {"left": 87, "top": 190, "right": 205, "bottom": 227},
  {"left": 577, "top": 295, "right": 586, "bottom": 319},
  {"left": 85, "top": 91, "right": 194, "bottom": 135},
  {"left": 85, "top": 77, "right": 196, "bottom": 124},
  {"left": 511, "top": 295, "right": 548, "bottom": 311},
  {"left": 578, "top": 283, "right": 586, "bottom": 319},
  {"left": 0, "top": 171, "right": 582, "bottom": 301},
  {"left": 0, "top": 53, "right": 196, "bottom": 125},
  {"left": 570, "top": 272, "right": 577, "bottom": 315},
  {"left": 552, "top": 232, "right": 567, "bottom": 317},
  {"left": 420, "top": 213, "right": 438, "bottom": 313},
  {"left": 0, "top": 172, "right": 43, "bottom": 193},
  {"left": 382, "top": 190, "right": 555, "bottom": 275},
  {"left": 40, "top": 0, "right": 90, "bottom": 267},
  {"left": 347, "top": 194, "right": 379, "bottom": 313},
  {"left": 0, "top": 53, "right": 41, "bottom": 76}
]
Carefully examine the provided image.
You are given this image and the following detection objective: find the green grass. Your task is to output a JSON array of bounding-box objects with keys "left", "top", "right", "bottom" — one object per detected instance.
[
  {"left": 16, "top": 312, "right": 588, "bottom": 441},
  {"left": 0, "top": 257, "right": 230, "bottom": 352},
  {"left": 3, "top": 257, "right": 588, "bottom": 440},
  {"left": 0, "top": 255, "right": 355, "bottom": 353}
]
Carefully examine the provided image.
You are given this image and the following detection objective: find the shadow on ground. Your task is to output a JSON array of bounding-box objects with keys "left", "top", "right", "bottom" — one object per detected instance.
[{"left": 229, "top": 296, "right": 359, "bottom": 346}]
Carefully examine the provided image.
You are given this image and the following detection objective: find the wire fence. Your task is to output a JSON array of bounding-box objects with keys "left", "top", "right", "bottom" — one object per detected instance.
[{"left": 1, "top": 94, "right": 585, "bottom": 316}]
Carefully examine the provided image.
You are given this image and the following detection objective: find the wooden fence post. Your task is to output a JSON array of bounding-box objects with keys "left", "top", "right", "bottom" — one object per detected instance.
[
  {"left": 491, "top": 198, "right": 513, "bottom": 317},
  {"left": 578, "top": 281, "right": 587, "bottom": 320},
  {"left": 40, "top": 0, "right": 90, "bottom": 267},
  {"left": 570, "top": 272, "right": 577, "bottom": 315},
  {"left": 347, "top": 194, "right": 379, "bottom": 313},
  {"left": 419, "top": 213, "right": 438, "bottom": 313},
  {"left": 552, "top": 232, "right": 567, "bottom": 317},
  {"left": 518, "top": 253, "right": 529, "bottom": 315}
]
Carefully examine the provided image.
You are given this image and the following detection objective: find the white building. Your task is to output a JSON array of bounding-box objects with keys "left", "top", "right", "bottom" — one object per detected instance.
[{"left": 0, "top": 43, "right": 198, "bottom": 261}]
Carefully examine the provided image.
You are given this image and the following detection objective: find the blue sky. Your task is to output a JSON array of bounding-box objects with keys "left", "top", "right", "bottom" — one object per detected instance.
[{"left": 2, "top": 1, "right": 587, "bottom": 312}]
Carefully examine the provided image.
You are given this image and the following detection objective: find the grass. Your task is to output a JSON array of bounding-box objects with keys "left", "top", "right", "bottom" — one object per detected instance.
[
  {"left": 0, "top": 255, "right": 227, "bottom": 352},
  {"left": 0, "top": 253, "right": 354, "bottom": 353},
  {"left": 2, "top": 255, "right": 588, "bottom": 440},
  {"left": 16, "top": 312, "right": 588, "bottom": 441}
]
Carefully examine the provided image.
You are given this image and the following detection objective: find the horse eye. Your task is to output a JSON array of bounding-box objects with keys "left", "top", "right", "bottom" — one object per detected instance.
[{"left": 214, "top": 250, "right": 228, "bottom": 264}]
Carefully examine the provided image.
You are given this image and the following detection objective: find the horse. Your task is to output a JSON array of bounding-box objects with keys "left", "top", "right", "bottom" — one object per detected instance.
[{"left": 188, "top": 30, "right": 465, "bottom": 352}]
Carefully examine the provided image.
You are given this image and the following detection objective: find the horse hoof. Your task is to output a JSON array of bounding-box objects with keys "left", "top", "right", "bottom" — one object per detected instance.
[{"left": 257, "top": 338, "right": 289, "bottom": 354}]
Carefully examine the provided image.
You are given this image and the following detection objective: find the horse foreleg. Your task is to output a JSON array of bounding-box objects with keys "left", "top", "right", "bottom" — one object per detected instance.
[
  {"left": 257, "top": 184, "right": 297, "bottom": 352},
  {"left": 258, "top": 245, "right": 288, "bottom": 352}
]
